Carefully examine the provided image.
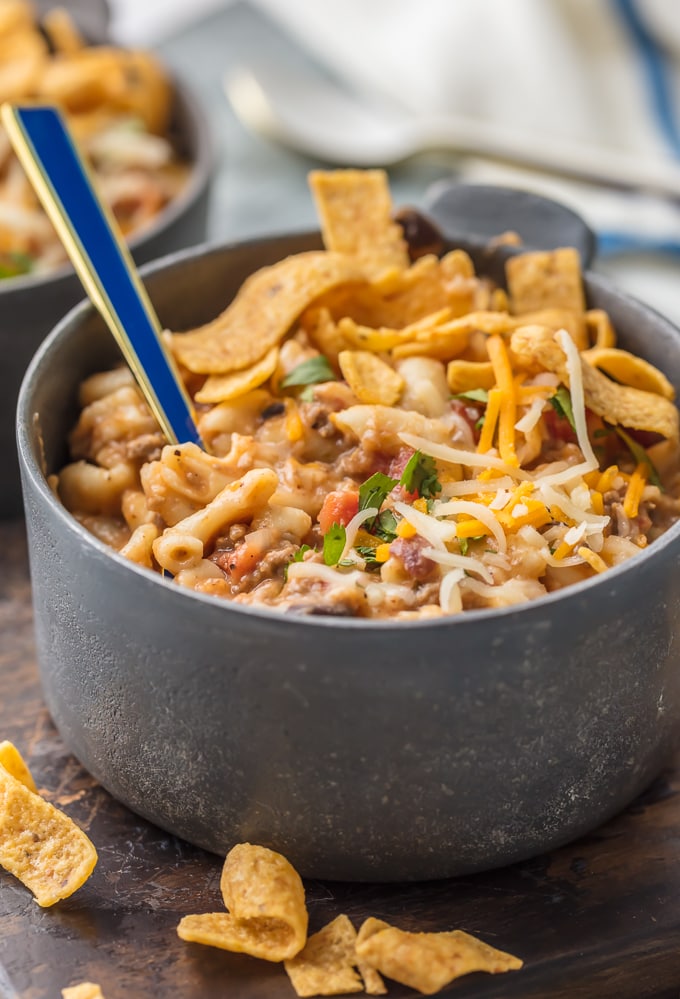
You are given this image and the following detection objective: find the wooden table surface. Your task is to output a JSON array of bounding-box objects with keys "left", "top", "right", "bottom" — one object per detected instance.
[{"left": 3, "top": 517, "right": 680, "bottom": 999}]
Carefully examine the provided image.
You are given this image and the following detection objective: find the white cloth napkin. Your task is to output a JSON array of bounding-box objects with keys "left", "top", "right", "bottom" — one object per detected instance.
[
  {"left": 106, "top": 0, "right": 231, "bottom": 46},
  {"left": 253, "top": 0, "right": 680, "bottom": 255}
]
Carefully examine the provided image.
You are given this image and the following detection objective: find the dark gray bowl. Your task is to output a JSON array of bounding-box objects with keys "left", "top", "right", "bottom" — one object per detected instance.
[
  {"left": 17, "top": 233, "right": 680, "bottom": 882},
  {"left": 0, "top": 74, "right": 213, "bottom": 519}
]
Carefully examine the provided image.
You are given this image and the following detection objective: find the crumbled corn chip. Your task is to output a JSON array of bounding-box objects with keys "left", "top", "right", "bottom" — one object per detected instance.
[
  {"left": 0, "top": 740, "right": 37, "bottom": 792},
  {"left": 177, "top": 843, "right": 308, "bottom": 962},
  {"left": 583, "top": 346, "right": 675, "bottom": 400},
  {"left": 507, "top": 247, "right": 585, "bottom": 315},
  {"left": 173, "top": 252, "right": 366, "bottom": 374},
  {"left": 309, "top": 169, "right": 409, "bottom": 278},
  {"left": 195, "top": 346, "right": 279, "bottom": 404},
  {"left": 284, "top": 914, "right": 364, "bottom": 996},
  {"left": 355, "top": 918, "right": 522, "bottom": 995},
  {"left": 338, "top": 351, "right": 404, "bottom": 406},
  {"left": 447, "top": 360, "right": 496, "bottom": 394},
  {"left": 0, "top": 766, "right": 97, "bottom": 906},
  {"left": 62, "top": 984, "right": 105, "bottom": 999},
  {"left": 586, "top": 308, "right": 617, "bottom": 349}
]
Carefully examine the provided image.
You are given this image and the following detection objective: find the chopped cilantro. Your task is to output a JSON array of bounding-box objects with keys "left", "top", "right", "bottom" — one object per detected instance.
[
  {"left": 453, "top": 388, "right": 489, "bottom": 404},
  {"left": 458, "top": 535, "right": 485, "bottom": 555},
  {"left": 280, "top": 355, "right": 335, "bottom": 389},
  {"left": 298, "top": 385, "right": 316, "bottom": 402},
  {"left": 615, "top": 427, "right": 663, "bottom": 489},
  {"left": 354, "top": 545, "right": 382, "bottom": 569},
  {"left": 549, "top": 386, "right": 576, "bottom": 431},
  {"left": 358, "top": 471, "right": 398, "bottom": 514},
  {"left": 323, "top": 522, "right": 346, "bottom": 565},
  {"left": 475, "top": 414, "right": 485, "bottom": 431},
  {"left": 400, "top": 450, "right": 442, "bottom": 500},
  {"left": 284, "top": 543, "right": 314, "bottom": 581},
  {"left": 374, "top": 508, "right": 398, "bottom": 542}
]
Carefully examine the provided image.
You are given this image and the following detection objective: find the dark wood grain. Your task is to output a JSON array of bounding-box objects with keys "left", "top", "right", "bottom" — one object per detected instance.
[{"left": 2, "top": 518, "right": 680, "bottom": 999}]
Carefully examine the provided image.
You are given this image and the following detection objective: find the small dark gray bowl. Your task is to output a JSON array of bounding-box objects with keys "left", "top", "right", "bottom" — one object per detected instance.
[
  {"left": 0, "top": 73, "right": 213, "bottom": 519},
  {"left": 17, "top": 233, "right": 680, "bottom": 882}
]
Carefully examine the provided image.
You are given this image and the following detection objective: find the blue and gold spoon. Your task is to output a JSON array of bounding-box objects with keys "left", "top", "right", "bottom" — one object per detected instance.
[{"left": 1, "top": 103, "right": 203, "bottom": 449}]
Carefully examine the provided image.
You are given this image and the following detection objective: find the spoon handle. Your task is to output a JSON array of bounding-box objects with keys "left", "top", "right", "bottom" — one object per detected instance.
[{"left": 1, "top": 103, "right": 202, "bottom": 448}]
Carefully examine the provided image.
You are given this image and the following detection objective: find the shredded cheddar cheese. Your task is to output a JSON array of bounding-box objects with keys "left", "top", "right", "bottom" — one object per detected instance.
[
  {"left": 455, "top": 518, "right": 492, "bottom": 539},
  {"left": 487, "top": 335, "right": 518, "bottom": 466},
  {"left": 623, "top": 463, "right": 647, "bottom": 519},
  {"left": 551, "top": 540, "right": 573, "bottom": 561},
  {"left": 577, "top": 546, "right": 609, "bottom": 573},
  {"left": 590, "top": 490, "right": 604, "bottom": 515},
  {"left": 284, "top": 399, "right": 304, "bottom": 442},
  {"left": 477, "top": 387, "right": 502, "bottom": 455},
  {"left": 596, "top": 465, "right": 619, "bottom": 494}
]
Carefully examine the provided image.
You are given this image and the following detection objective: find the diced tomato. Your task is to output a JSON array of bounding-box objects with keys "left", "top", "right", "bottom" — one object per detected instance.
[
  {"left": 214, "top": 543, "right": 260, "bottom": 583},
  {"left": 543, "top": 405, "right": 577, "bottom": 444},
  {"left": 317, "top": 490, "right": 359, "bottom": 534}
]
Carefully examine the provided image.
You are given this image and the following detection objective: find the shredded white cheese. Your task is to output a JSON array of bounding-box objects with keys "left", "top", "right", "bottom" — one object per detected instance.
[
  {"left": 569, "top": 482, "right": 592, "bottom": 510},
  {"left": 555, "top": 328, "right": 599, "bottom": 470},
  {"left": 514, "top": 395, "right": 547, "bottom": 434},
  {"left": 537, "top": 482, "right": 609, "bottom": 528},
  {"left": 442, "top": 476, "right": 516, "bottom": 498},
  {"left": 340, "top": 506, "right": 379, "bottom": 561},
  {"left": 532, "top": 459, "right": 600, "bottom": 489},
  {"left": 564, "top": 522, "right": 588, "bottom": 547},
  {"left": 286, "top": 562, "right": 368, "bottom": 587},
  {"left": 422, "top": 547, "right": 494, "bottom": 583},
  {"left": 544, "top": 551, "right": 586, "bottom": 568},
  {"left": 432, "top": 499, "right": 507, "bottom": 553},
  {"left": 483, "top": 551, "right": 511, "bottom": 571},
  {"left": 392, "top": 500, "right": 457, "bottom": 551},
  {"left": 439, "top": 569, "right": 465, "bottom": 614},
  {"left": 398, "top": 432, "right": 530, "bottom": 479},
  {"left": 489, "top": 489, "right": 512, "bottom": 510},
  {"left": 460, "top": 576, "right": 546, "bottom": 604}
]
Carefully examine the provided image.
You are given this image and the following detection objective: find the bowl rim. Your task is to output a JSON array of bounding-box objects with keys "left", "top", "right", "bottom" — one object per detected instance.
[
  {"left": 17, "top": 230, "right": 680, "bottom": 632},
  {"left": 0, "top": 69, "right": 214, "bottom": 296}
]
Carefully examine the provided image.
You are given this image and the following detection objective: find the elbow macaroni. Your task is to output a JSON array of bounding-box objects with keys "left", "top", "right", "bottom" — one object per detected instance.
[{"left": 54, "top": 169, "right": 680, "bottom": 620}]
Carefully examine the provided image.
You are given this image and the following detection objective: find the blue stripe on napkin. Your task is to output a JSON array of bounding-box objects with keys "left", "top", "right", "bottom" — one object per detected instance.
[
  {"left": 597, "top": 0, "right": 680, "bottom": 255},
  {"left": 612, "top": 0, "right": 680, "bottom": 157}
]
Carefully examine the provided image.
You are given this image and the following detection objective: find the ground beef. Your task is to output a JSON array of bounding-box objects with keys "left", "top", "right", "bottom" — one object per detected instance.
[
  {"left": 124, "top": 432, "right": 165, "bottom": 463},
  {"left": 602, "top": 488, "right": 652, "bottom": 543},
  {"left": 648, "top": 491, "right": 680, "bottom": 539},
  {"left": 335, "top": 445, "right": 393, "bottom": 480},
  {"left": 212, "top": 539, "right": 298, "bottom": 595}
]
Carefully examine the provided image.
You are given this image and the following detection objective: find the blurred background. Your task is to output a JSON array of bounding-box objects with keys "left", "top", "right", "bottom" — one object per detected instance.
[{"left": 106, "top": 0, "right": 680, "bottom": 323}]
